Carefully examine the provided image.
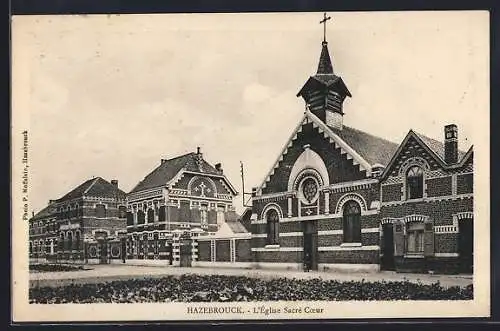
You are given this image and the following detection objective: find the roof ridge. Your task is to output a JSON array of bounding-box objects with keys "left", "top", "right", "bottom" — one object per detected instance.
[
  {"left": 162, "top": 152, "right": 195, "bottom": 162},
  {"left": 83, "top": 177, "right": 100, "bottom": 195},
  {"left": 413, "top": 130, "right": 468, "bottom": 154}
]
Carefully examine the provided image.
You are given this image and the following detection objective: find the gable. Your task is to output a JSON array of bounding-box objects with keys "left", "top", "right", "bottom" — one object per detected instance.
[
  {"left": 262, "top": 121, "right": 367, "bottom": 194},
  {"left": 383, "top": 134, "right": 446, "bottom": 179},
  {"left": 170, "top": 173, "right": 233, "bottom": 197}
]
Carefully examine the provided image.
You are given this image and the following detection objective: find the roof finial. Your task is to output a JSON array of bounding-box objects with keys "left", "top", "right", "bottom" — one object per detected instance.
[{"left": 319, "top": 12, "right": 331, "bottom": 44}]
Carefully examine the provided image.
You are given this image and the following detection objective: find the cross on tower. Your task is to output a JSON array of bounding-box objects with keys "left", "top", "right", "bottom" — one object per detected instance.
[{"left": 319, "top": 12, "right": 331, "bottom": 43}]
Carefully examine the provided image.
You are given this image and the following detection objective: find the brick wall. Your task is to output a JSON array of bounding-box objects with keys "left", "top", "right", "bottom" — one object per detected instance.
[
  {"left": 82, "top": 217, "right": 126, "bottom": 236},
  {"left": 382, "top": 183, "right": 402, "bottom": 202},
  {"left": 318, "top": 250, "right": 378, "bottom": 264},
  {"left": 426, "top": 176, "right": 452, "bottom": 197},
  {"left": 262, "top": 123, "right": 366, "bottom": 194},
  {"left": 457, "top": 173, "right": 473, "bottom": 194},
  {"left": 380, "top": 198, "right": 473, "bottom": 226},
  {"left": 253, "top": 251, "right": 302, "bottom": 263},
  {"left": 435, "top": 233, "right": 459, "bottom": 253}
]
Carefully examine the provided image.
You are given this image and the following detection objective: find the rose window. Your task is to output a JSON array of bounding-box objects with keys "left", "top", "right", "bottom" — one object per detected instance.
[{"left": 302, "top": 177, "right": 318, "bottom": 203}]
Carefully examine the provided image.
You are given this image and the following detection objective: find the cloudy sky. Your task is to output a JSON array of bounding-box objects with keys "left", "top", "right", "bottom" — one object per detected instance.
[{"left": 13, "top": 11, "right": 488, "bottom": 215}]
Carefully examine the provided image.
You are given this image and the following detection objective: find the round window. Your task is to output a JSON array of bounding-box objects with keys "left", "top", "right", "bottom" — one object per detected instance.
[{"left": 301, "top": 177, "right": 319, "bottom": 204}]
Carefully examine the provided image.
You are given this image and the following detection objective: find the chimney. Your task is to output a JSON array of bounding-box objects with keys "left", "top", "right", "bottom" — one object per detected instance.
[
  {"left": 48, "top": 200, "right": 56, "bottom": 205},
  {"left": 196, "top": 147, "right": 204, "bottom": 172},
  {"left": 111, "top": 179, "right": 118, "bottom": 187},
  {"left": 215, "top": 163, "right": 223, "bottom": 174},
  {"left": 252, "top": 187, "right": 257, "bottom": 197},
  {"left": 444, "top": 124, "right": 458, "bottom": 164},
  {"left": 161, "top": 159, "right": 167, "bottom": 164}
]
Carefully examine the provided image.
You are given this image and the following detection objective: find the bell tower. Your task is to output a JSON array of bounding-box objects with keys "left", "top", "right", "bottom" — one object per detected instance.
[{"left": 297, "top": 13, "right": 351, "bottom": 130}]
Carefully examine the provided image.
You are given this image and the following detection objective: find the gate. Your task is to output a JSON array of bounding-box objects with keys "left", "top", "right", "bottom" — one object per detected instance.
[{"left": 179, "top": 234, "right": 192, "bottom": 267}]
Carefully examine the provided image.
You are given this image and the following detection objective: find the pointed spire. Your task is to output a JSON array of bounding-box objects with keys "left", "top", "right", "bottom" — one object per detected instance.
[{"left": 316, "top": 41, "right": 334, "bottom": 74}]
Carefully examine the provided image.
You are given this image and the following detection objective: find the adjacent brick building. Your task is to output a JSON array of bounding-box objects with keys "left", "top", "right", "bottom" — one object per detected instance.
[
  {"left": 379, "top": 127, "right": 473, "bottom": 274},
  {"left": 28, "top": 177, "right": 127, "bottom": 264},
  {"left": 125, "top": 148, "right": 239, "bottom": 265}
]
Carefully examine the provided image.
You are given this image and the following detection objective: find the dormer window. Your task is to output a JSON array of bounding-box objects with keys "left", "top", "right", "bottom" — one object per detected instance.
[{"left": 406, "top": 166, "right": 424, "bottom": 200}]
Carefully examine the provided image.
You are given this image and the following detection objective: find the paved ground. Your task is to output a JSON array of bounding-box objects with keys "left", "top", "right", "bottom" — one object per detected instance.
[{"left": 29, "top": 264, "right": 473, "bottom": 289}]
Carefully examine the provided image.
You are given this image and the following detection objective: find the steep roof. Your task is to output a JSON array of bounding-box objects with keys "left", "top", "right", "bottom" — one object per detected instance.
[
  {"left": 297, "top": 41, "right": 352, "bottom": 100},
  {"left": 317, "top": 41, "right": 334, "bottom": 74},
  {"left": 130, "top": 152, "right": 220, "bottom": 193},
  {"left": 225, "top": 221, "right": 249, "bottom": 234},
  {"left": 30, "top": 205, "right": 53, "bottom": 221},
  {"left": 56, "top": 177, "right": 126, "bottom": 202},
  {"left": 414, "top": 131, "right": 467, "bottom": 162},
  {"left": 329, "top": 125, "right": 400, "bottom": 166}
]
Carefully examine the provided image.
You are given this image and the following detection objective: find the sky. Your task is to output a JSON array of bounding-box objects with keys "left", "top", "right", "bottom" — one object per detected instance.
[{"left": 12, "top": 11, "right": 489, "bottom": 215}]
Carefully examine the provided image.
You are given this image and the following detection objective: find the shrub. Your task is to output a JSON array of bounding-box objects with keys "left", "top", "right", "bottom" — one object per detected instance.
[{"left": 29, "top": 274, "right": 473, "bottom": 303}]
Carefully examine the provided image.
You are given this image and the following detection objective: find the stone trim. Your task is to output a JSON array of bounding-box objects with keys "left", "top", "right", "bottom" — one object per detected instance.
[
  {"left": 251, "top": 209, "right": 379, "bottom": 224},
  {"left": 251, "top": 247, "right": 302, "bottom": 252},
  {"left": 434, "top": 225, "right": 458, "bottom": 234},
  {"left": 192, "top": 261, "right": 253, "bottom": 269},
  {"left": 253, "top": 191, "right": 295, "bottom": 202},
  {"left": 335, "top": 193, "right": 368, "bottom": 214},
  {"left": 318, "top": 245, "right": 379, "bottom": 251},
  {"left": 381, "top": 193, "right": 473, "bottom": 206},
  {"left": 318, "top": 263, "right": 380, "bottom": 273},
  {"left": 434, "top": 252, "right": 460, "bottom": 257},
  {"left": 187, "top": 176, "right": 218, "bottom": 197},
  {"left": 326, "top": 178, "right": 378, "bottom": 194},
  {"left": 260, "top": 202, "right": 285, "bottom": 221}
]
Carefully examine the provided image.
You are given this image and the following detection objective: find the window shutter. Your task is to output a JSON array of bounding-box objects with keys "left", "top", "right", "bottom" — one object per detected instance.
[
  {"left": 424, "top": 219, "right": 435, "bottom": 256},
  {"left": 393, "top": 221, "right": 405, "bottom": 256}
]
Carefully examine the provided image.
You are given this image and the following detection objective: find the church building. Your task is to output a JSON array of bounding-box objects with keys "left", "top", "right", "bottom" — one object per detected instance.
[
  {"left": 125, "top": 147, "right": 238, "bottom": 265},
  {"left": 248, "top": 17, "right": 473, "bottom": 274}
]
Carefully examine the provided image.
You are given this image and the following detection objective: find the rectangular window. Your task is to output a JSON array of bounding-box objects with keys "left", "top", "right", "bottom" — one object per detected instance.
[{"left": 406, "top": 222, "right": 425, "bottom": 254}]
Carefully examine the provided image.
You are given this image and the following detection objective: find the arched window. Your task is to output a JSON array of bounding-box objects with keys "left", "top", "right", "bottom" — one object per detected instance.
[
  {"left": 118, "top": 205, "right": 127, "bottom": 219},
  {"left": 302, "top": 177, "right": 319, "bottom": 204},
  {"left": 406, "top": 166, "right": 424, "bottom": 199},
  {"left": 158, "top": 206, "right": 166, "bottom": 222},
  {"left": 75, "top": 231, "right": 81, "bottom": 251},
  {"left": 59, "top": 233, "right": 64, "bottom": 251},
  {"left": 67, "top": 232, "right": 73, "bottom": 251},
  {"left": 147, "top": 209, "right": 155, "bottom": 224},
  {"left": 343, "top": 200, "right": 361, "bottom": 243},
  {"left": 126, "top": 212, "right": 134, "bottom": 226},
  {"left": 266, "top": 209, "right": 280, "bottom": 245},
  {"left": 137, "top": 210, "right": 145, "bottom": 224}
]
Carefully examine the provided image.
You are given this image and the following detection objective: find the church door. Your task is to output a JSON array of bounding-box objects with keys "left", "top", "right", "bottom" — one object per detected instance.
[
  {"left": 302, "top": 221, "right": 318, "bottom": 271},
  {"left": 381, "top": 223, "right": 395, "bottom": 271},
  {"left": 458, "top": 219, "right": 473, "bottom": 274}
]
